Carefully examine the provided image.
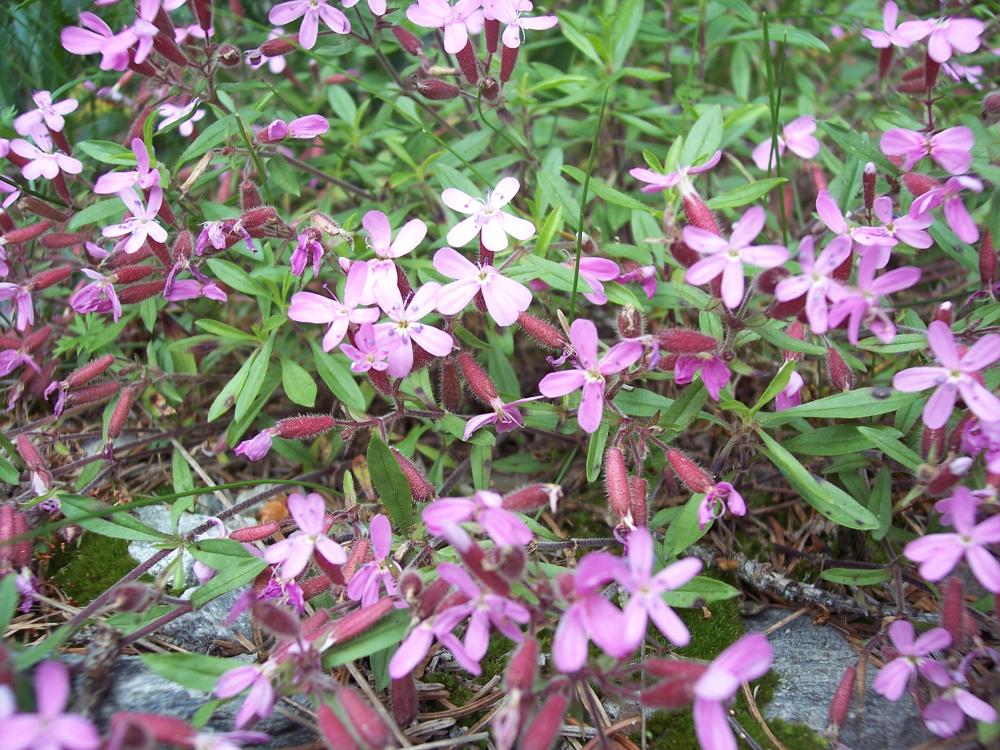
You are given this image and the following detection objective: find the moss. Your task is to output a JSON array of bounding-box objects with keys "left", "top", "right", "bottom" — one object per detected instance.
[{"left": 49, "top": 533, "right": 136, "bottom": 605}]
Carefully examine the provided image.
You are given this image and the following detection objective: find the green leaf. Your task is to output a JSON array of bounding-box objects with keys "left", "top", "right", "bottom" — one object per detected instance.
[
  {"left": 821, "top": 567, "right": 891, "bottom": 586},
  {"left": 756, "top": 388, "right": 920, "bottom": 426},
  {"left": 783, "top": 425, "right": 896, "bottom": 456},
  {"left": 818, "top": 121, "right": 896, "bottom": 174},
  {"left": 207, "top": 348, "right": 257, "bottom": 421},
  {"left": 281, "top": 356, "right": 317, "bottom": 408},
  {"left": 706, "top": 178, "right": 787, "bottom": 210},
  {"left": 311, "top": 343, "right": 366, "bottom": 412},
  {"left": 614, "top": 388, "right": 673, "bottom": 417},
  {"left": 0, "top": 456, "right": 18, "bottom": 484},
  {"left": 177, "top": 114, "right": 233, "bottom": 167},
  {"left": 610, "top": 0, "right": 644, "bottom": 69},
  {"left": 327, "top": 86, "right": 358, "bottom": 124},
  {"left": 0, "top": 574, "right": 18, "bottom": 633},
  {"left": 749, "top": 360, "right": 795, "bottom": 417},
  {"left": 68, "top": 199, "right": 130, "bottom": 231},
  {"left": 234, "top": 336, "right": 274, "bottom": 422},
  {"left": 663, "top": 576, "right": 739, "bottom": 607},
  {"left": 367, "top": 434, "right": 414, "bottom": 532},
  {"left": 189, "top": 538, "right": 255, "bottom": 570},
  {"left": 856, "top": 426, "right": 922, "bottom": 470},
  {"left": 141, "top": 653, "right": 233, "bottom": 693},
  {"left": 205, "top": 259, "right": 266, "bottom": 297},
  {"left": 60, "top": 495, "right": 168, "bottom": 542},
  {"left": 681, "top": 105, "right": 724, "bottom": 166},
  {"left": 756, "top": 430, "right": 879, "bottom": 530},
  {"left": 662, "top": 492, "right": 711, "bottom": 558},
  {"left": 76, "top": 140, "right": 136, "bottom": 165},
  {"left": 439, "top": 413, "right": 495, "bottom": 445},
  {"left": 191, "top": 556, "right": 267, "bottom": 608},
  {"left": 471, "top": 443, "right": 492, "bottom": 490},
  {"left": 585, "top": 422, "right": 611, "bottom": 483},
  {"left": 558, "top": 13, "right": 603, "bottom": 66},
  {"left": 323, "top": 608, "right": 410, "bottom": 668},
  {"left": 195, "top": 319, "right": 259, "bottom": 344},
  {"left": 730, "top": 25, "right": 830, "bottom": 52},
  {"left": 562, "top": 165, "right": 647, "bottom": 211},
  {"left": 869, "top": 466, "right": 892, "bottom": 541}
]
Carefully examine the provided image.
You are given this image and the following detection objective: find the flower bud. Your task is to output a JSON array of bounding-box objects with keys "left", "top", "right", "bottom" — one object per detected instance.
[
  {"left": 980, "top": 231, "right": 996, "bottom": 291},
  {"left": 240, "top": 179, "right": 262, "bottom": 211},
  {"left": 810, "top": 164, "right": 828, "bottom": 193},
  {"left": 925, "top": 456, "right": 972, "bottom": 496},
  {"left": 617, "top": 306, "right": 643, "bottom": 339},
  {"left": 415, "top": 78, "right": 461, "bottom": 101},
  {"left": 500, "top": 43, "right": 519, "bottom": 83},
  {"left": 230, "top": 521, "right": 281, "bottom": 542},
  {"left": 924, "top": 51, "right": 940, "bottom": 88},
  {"left": 392, "top": 25, "right": 423, "bottom": 55},
  {"left": 665, "top": 448, "right": 713, "bottom": 493},
  {"left": 120, "top": 280, "right": 166, "bottom": 304},
  {"left": 828, "top": 665, "right": 856, "bottom": 729},
  {"left": 19, "top": 197, "right": 70, "bottom": 222},
  {"left": 520, "top": 693, "right": 568, "bottom": 750},
  {"left": 300, "top": 575, "right": 333, "bottom": 600},
  {"left": 921, "top": 425, "right": 945, "bottom": 461},
  {"left": 40, "top": 233, "right": 85, "bottom": 249},
  {"left": 317, "top": 704, "right": 360, "bottom": 750},
  {"left": 641, "top": 660, "right": 706, "bottom": 708},
  {"left": 261, "top": 36, "right": 297, "bottom": 57},
  {"left": 877, "top": 47, "right": 893, "bottom": 79},
  {"left": 604, "top": 448, "right": 631, "bottom": 519},
  {"left": 658, "top": 328, "right": 716, "bottom": 354},
  {"left": 941, "top": 576, "right": 967, "bottom": 648},
  {"left": 392, "top": 448, "right": 436, "bottom": 500},
  {"left": 440, "top": 357, "right": 463, "bottom": 412},
  {"left": 485, "top": 17, "right": 501, "bottom": 54},
  {"left": 901, "top": 172, "right": 941, "bottom": 198},
  {"left": 68, "top": 381, "right": 120, "bottom": 407},
  {"left": 506, "top": 636, "right": 538, "bottom": 692},
  {"left": 863, "top": 163, "right": 876, "bottom": 211},
  {"left": 983, "top": 93, "right": 1000, "bottom": 125},
  {"left": 3, "top": 221, "right": 52, "bottom": 244},
  {"left": 339, "top": 687, "right": 392, "bottom": 749},
  {"left": 113, "top": 583, "right": 154, "bottom": 613},
  {"left": 517, "top": 312, "right": 567, "bottom": 350},
  {"left": 398, "top": 569, "right": 423, "bottom": 607},
  {"left": 503, "top": 484, "right": 562, "bottom": 514},
  {"left": 481, "top": 76, "right": 501, "bottom": 102},
  {"left": 0, "top": 504, "right": 32, "bottom": 570},
  {"left": 682, "top": 193, "right": 720, "bottom": 235},
  {"left": 825, "top": 347, "right": 852, "bottom": 392},
  {"left": 217, "top": 44, "right": 241, "bottom": 66},
  {"left": 323, "top": 597, "right": 394, "bottom": 646},
  {"left": 30, "top": 265, "right": 72, "bottom": 290},
  {"left": 108, "top": 386, "right": 135, "bottom": 441},
  {"left": 15, "top": 434, "right": 44, "bottom": 472},
  {"left": 629, "top": 475, "right": 649, "bottom": 527},
  {"left": 276, "top": 414, "right": 336, "bottom": 440},
  {"left": 932, "top": 302, "right": 952, "bottom": 326},
  {"left": 458, "top": 351, "right": 498, "bottom": 404},
  {"left": 391, "top": 675, "right": 419, "bottom": 728},
  {"left": 342, "top": 538, "right": 370, "bottom": 583},
  {"left": 25, "top": 325, "right": 53, "bottom": 352},
  {"left": 194, "top": 0, "right": 213, "bottom": 31},
  {"left": 114, "top": 265, "right": 155, "bottom": 284},
  {"left": 252, "top": 600, "right": 301, "bottom": 639}
]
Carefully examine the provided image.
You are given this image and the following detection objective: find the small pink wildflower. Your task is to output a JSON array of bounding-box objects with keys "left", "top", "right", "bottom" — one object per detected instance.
[
  {"left": 774, "top": 236, "right": 851, "bottom": 334},
  {"left": 340, "top": 322, "right": 395, "bottom": 373},
  {"left": 861, "top": 2, "right": 930, "bottom": 49},
  {"left": 346, "top": 514, "right": 398, "bottom": 607},
  {"left": 553, "top": 552, "right": 629, "bottom": 673},
  {"left": 538, "top": 319, "right": 643, "bottom": 433},
  {"left": 443, "top": 177, "right": 536, "bottom": 253},
  {"left": 165, "top": 278, "right": 227, "bottom": 303},
  {"left": 697, "top": 482, "right": 746, "bottom": 529},
  {"left": 572, "top": 257, "right": 620, "bottom": 305},
  {"left": 14, "top": 91, "right": 78, "bottom": 136},
  {"left": 288, "top": 263, "right": 380, "bottom": 351},
  {"left": 69, "top": 269, "right": 123, "bottom": 321},
  {"left": 102, "top": 187, "right": 168, "bottom": 254},
  {"left": 157, "top": 100, "right": 207, "bottom": 137},
  {"left": 751, "top": 115, "right": 820, "bottom": 171},
  {"left": 880, "top": 127, "right": 974, "bottom": 175},
  {"left": 629, "top": 150, "right": 722, "bottom": 194},
  {"left": 892, "top": 321, "right": 1000, "bottom": 429},
  {"left": 775, "top": 370, "right": 804, "bottom": 411},
  {"left": 463, "top": 395, "right": 541, "bottom": 439},
  {"left": 389, "top": 608, "right": 479, "bottom": 679},
  {"left": 359, "top": 209, "right": 427, "bottom": 303},
  {"left": 258, "top": 115, "right": 330, "bottom": 143},
  {"left": 0, "top": 283, "right": 34, "bottom": 331},
  {"left": 683, "top": 206, "right": 788, "bottom": 309},
  {"left": 234, "top": 429, "right": 276, "bottom": 462},
  {"left": 214, "top": 664, "right": 277, "bottom": 728},
  {"left": 372, "top": 283, "right": 455, "bottom": 378},
  {"left": 433, "top": 246, "right": 533, "bottom": 326},
  {"left": 826, "top": 250, "right": 920, "bottom": 344},
  {"left": 923, "top": 678, "right": 998, "bottom": 738},
  {"left": 10, "top": 132, "right": 83, "bottom": 181},
  {"left": 423, "top": 490, "right": 533, "bottom": 551},
  {"left": 407, "top": 0, "right": 484, "bottom": 54},
  {"left": 289, "top": 229, "right": 324, "bottom": 277},
  {"left": 904, "top": 487, "right": 1000, "bottom": 593},
  {"left": 925, "top": 16, "right": 985, "bottom": 63},
  {"left": 494, "top": 0, "right": 558, "bottom": 49},
  {"left": 94, "top": 138, "right": 161, "bottom": 195},
  {"left": 910, "top": 176, "right": 983, "bottom": 245},
  {"left": 674, "top": 353, "right": 731, "bottom": 400},
  {"left": 269, "top": 0, "right": 350, "bottom": 49},
  {"left": 263, "top": 492, "right": 347, "bottom": 579},
  {"left": 0, "top": 661, "right": 101, "bottom": 750},
  {"left": 853, "top": 195, "right": 933, "bottom": 250},
  {"left": 0, "top": 338, "right": 39, "bottom": 378},
  {"left": 60, "top": 12, "right": 131, "bottom": 71},
  {"left": 873, "top": 619, "right": 952, "bottom": 700}
]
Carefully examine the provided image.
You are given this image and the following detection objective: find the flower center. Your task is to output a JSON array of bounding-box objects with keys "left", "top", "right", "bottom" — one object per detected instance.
[{"left": 584, "top": 368, "right": 604, "bottom": 383}]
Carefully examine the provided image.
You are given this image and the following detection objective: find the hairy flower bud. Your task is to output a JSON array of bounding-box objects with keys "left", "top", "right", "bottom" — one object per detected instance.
[
  {"left": 3, "top": 221, "right": 52, "bottom": 245},
  {"left": 825, "top": 347, "right": 852, "bottom": 392},
  {"left": 193, "top": 0, "right": 213, "bottom": 31},
  {"left": 240, "top": 179, "right": 262, "bottom": 211},
  {"left": 30, "top": 266, "right": 72, "bottom": 290},
  {"left": 391, "top": 675, "right": 419, "bottom": 728},
  {"left": 863, "top": 162, "right": 876, "bottom": 211},
  {"left": 901, "top": 172, "right": 941, "bottom": 198},
  {"left": 339, "top": 687, "right": 392, "bottom": 749},
  {"left": 276, "top": 414, "right": 336, "bottom": 440},
  {"left": 108, "top": 386, "right": 135, "bottom": 441},
  {"left": 300, "top": 574, "right": 333, "bottom": 601},
  {"left": 440, "top": 357, "right": 462, "bottom": 412},
  {"left": 415, "top": 78, "right": 461, "bottom": 101},
  {"left": 481, "top": 76, "right": 501, "bottom": 102},
  {"left": 19, "top": 197, "right": 70, "bottom": 222},
  {"left": 68, "top": 355, "right": 116, "bottom": 390},
  {"left": 980, "top": 231, "right": 996, "bottom": 291},
  {"left": 641, "top": 660, "right": 707, "bottom": 708},
  {"left": 520, "top": 693, "right": 568, "bottom": 750},
  {"left": 260, "top": 36, "right": 297, "bottom": 57},
  {"left": 15, "top": 434, "right": 44, "bottom": 472},
  {"left": 682, "top": 193, "right": 720, "bottom": 235},
  {"left": 323, "top": 597, "right": 394, "bottom": 646},
  {"left": 877, "top": 47, "right": 893, "bottom": 79},
  {"left": 0, "top": 504, "right": 32, "bottom": 570},
  {"left": 217, "top": 44, "right": 241, "bottom": 66},
  {"left": 500, "top": 43, "right": 519, "bottom": 83},
  {"left": 119, "top": 280, "right": 166, "bottom": 304},
  {"left": 828, "top": 665, "right": 856, "bottom": 729},
  {"left": 392, "top": 448, "right": 436, "bottom": 500},
  {"left": 112, "top": 583, "right": 154, "bottom": 613},
  {"left": 252, "top": 600, "right": 301, "bottom": 639},
  {"left": 605, "top": 448, "right": 631, "bottom": 519},
  {"left": 503, "top": 484, "right": 562, "bottom": 514},
  {"left": 506, "top": 636, "right": 538, "bottom": 692},
  {"left": 458, "top": 351, "right": 498, "bottom": 404},
  {"left": 230, "top": 521, "right": 280, "bottom": 543},
  {"left": 921, "top": 425, "right": 946, "bottom": 461},
  {"left": 617, "top": 306, "right": 643, "bottom": 339},
  {"left": 68, "top": 381, "right": 120, "bottom": 407},
  {"left": 517, "top": 312, "right": 567, "bottom": 350},
  {"left": 658, "top": 328, "right": 716, "bottom": 354},
  {"left": 392, "top": 25, "right": 423, "bottom": 55},
  {"left": 39, "top": 233, "right": 85, "bottom": 249},
  {"left": 941, "top": 576, "right": 967, "bottom": 648},
  {"left": 629, "top": 476, "right": 649, "bottom": 527},
  {"left": 665, "top": 448, "right": 713, "bottom": 493}
]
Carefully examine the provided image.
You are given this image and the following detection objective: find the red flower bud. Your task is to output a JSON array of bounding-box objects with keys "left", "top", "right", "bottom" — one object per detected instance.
[
  {"left": 392, "top": 448, "right": 436, "bottom": 500},
  {"left": 108, "top": 386, "right": 136, "bottom": 441},
  {"left": 323, "top": 597, "right": 394, "bottom": 646},
  {"left": 641, "top": 660, "right": 707, "bottom": 708},
  {"left": 217, "top": 44, "right": 241, "bottom": 66},
  {"left": 629, "top": 475, "right": 649, "bottom": 527},
  {"left": 193, "top": 0, "right": 213, "bottom": 31},
  {"left": 0, "top": 504, "right": 33, "bottom": 570},
  {"left": 941, "top": 576, "right": 967, "bottom": 648},
  {"left": 338, "top": 687, "right": 392, "bottom": 749},
  {"left": 682, "top": 194, "right": 720, "bottom": 235},
  {"left": 924, "top": 52, "right": 940, "bottom": 88},
  {"left": 417, "top": 577, "right": 450, "bottom": 619},
  {"left": 458, "top": 351, "right": 498, "bottom": 404},
  {"left": 506, "top": 636, "right": 538, "bottom": 692},
  {"left": 485, "top": 18, "right": 501, "bottom": 54},
  {"left": 391, "top": 675, "right": 419, "bottom": 728},
  {"left": 617, "top": 306, "right": 643, "bottom": 339},
  {"left": 317, "top": 704, "right": 360, "bottom": 750},
  {"left": 392, "top": 26, "right": 422, "bottom": 55},
  {"left": 119, "top": 280, "right": 165, "bottom": 304},
  {"left": 810, "top": 164, "right": 828, "bottom": 193},
  {"left": 2, "top": 221, "right": 52, "bottom": 244},
  {"left": 300, "top": 574, "right": 333, "bottom": 601},
  {"left": 665, "top": 448, "right": 713, "bottom": 493},
  {"left": 415, "top": 79, "right": 462, "bottom": 101},
  {"left": 520, "top": 693, "right": 568, "bottom": 750},
  {"left": 878, "top": 47, "right": 893, "bottom": 79},
  {"left": 670, "top": 239, "right": 700, "bottom": 268},
  {"left": 500, "top": 43, "right": 519, "bottom": 83},
  {"left": 342, "top": 538, "right": 370, "bottom": 583},
  {"left": 825, "top": 346, "right": 853, "bottom": 392},
  {"left": 503, "top": 484, "right": 562, "bottom": 514},
  {"left": 980, "top": 231, "right": 996, "bottom": 291},
  {"left": 828, "top": 665, "right": 856, "bottom": 729},
  {"left": 517, "top": 312, "right": 567, "bottom": 350},
  {"left": 15, "top": 434, "right": 44, "bottom": 471},
  {"left": 240, "top": 206, "right": 279, "bottom": 232},
  {"left": 261, "top": 36, "right": 297, "bottom": 57},
  {"left": 30, "top": 265, "right": 72, "bottom": 290},
  {"left": 605, "top": 448, "right": 631, "bottom": 519},
  {"left": 921, "top": 425, "right": 946, "bottom": 461},
  {"left": 229, "top": 521, "right": 280, "bottom": 542},
  {"left": 276, "top": 414, "right": 336, "bottom": 440},
  {"left": 440, "top": 357, "right": 462, "bottom": 412},
  {"left": 111, "top": 265, "right": 153, "bottom": 284},
  {"left": 251, "top": 600, "right": 301, "bottom": 639},
  {"left": 25, "top": 325, "right": 53, "bottom": 352},
  {"left": 902, "top": 172, "right": 941, "bottom": 198},
  {"left": 863, "top": 162, "right": 876, "bottom": 211},
  {"left": 39, "top": 233, "right": 85, "bottom": 249},
  {"left": 68, "top": 381, "right": 120, "bottom": 406},
  {"left": 19, "top": 198, "right": 70, "bottom": 222},
  {"left": 241, "top": 180, "right": 262, "bottom": 211},
  {"left": 658, "top": 328, "right": 716, "bottom": 354}
]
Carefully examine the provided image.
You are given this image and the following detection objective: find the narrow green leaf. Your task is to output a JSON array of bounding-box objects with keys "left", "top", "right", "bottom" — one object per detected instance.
[
  {"left": 680, "top": 105, "right": 724, "bottom": 166},
  {"left": 869, "top": 466, "right": 892, "bottom": 541},
  {"left": 140, "top": 653, "right": 233, "bottom": 693},
  {"left": 821, "top": 567, "right": 891, "bottom": 586},
  {"left": 663, "top": 576, "right": 739, "bottom": 607},
  {"left": 706, "top": 178, "right": 787, "bottom": 210},
  {"left": 234, "top": 336, "right": 274, "bottom": 422},
  {"left": 585, "top": 422, "right": 611, "bottom": 483},
  {"left": 191, "top": 557, "right": 267, "bottom": 608},
  {"left": 367, "top": 434, "right": 414, "bottom": 532},
  {"left": 323, "top": 608, "right": 410, "bottom": 668},
  {"left": 757, "top": 388, "right": 920, "bottom": 426},
  {"left": 857, "top": 426, "right": 922, "bottom": 470},
  {"left": 750, "top": 360, "right": 795, "bottom": 417},
  {"left": 281, "top": 356, "right": 317, "bottom": 408},
  {"left": 60, "top": 495, "right": 168, "bottom": 542},
  {"left": 310, "top": 343, "right": 366, "bottom": 412}
]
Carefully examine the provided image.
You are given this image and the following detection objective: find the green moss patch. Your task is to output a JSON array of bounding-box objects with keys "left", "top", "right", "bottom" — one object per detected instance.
[{"left": 50, "top": 533, "right": 136, "bottom": 605}]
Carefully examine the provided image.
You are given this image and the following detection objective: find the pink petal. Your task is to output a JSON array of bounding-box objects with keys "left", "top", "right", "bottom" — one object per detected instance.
[
  {"left": 435, "top": 278, "right": 479, "bottom": 315},
  {"left": 646, "top": 596, "right": 690, "bottom": 646},
  {"left": 389, "top": 218, "right": 427, "bottom": 257},
  {"left": 553, "top": 605, "right": 589, "bottom": 672},
  {"left": 289, "top": 492, "right": 325, "bottom": 534},
  {"left": 927, "top": 321, "right": 960, "bottom": 367},
  {"left": 873, "top": 658, "right": 914, "bottom": 700},
  {"left": 923, "top": 383, "right": 957, "bottom": 429},
  {"left": 893, "top": 366, "right": 946, "bottom": 392},
  {"left": 446, "top": 216, "right": 481, "bottom": 248},
  {"left": 598, "top": 340, "right": 643, "bottom": 375},
  {"left": 682, "top": 226, "right": 729, "bottom": 255},
  {"left": 568, "top": 319, "right": 599, "bottom": 367},
  {"left": 730, "top": 206, "right": 766, "bottom": 248},
  {"left": 685, "top": 254, "right": 727, "bottom": 286},
  {"left": 816, "top": 191, "right": 847, "bottom": 234},
  {"left": 539, "top": 369, "right": 586, "bottom": 397},
  {"left": 288, "top": 292, "right": 337, "bottom": 323},
  {"left": 720, "top": 261, "right": 745, "bottom": 309},
  {"left": 491, "top": 176, "right": 521, "bottom": 207},
  {"left": 410, "top": 324, "right": 454, "bottom": 357},
  {"left": 577, "top": 379, "right": 606, "bottom": 433},
  {"left": 693, "top": 698, "right": 735, "bottom": 750},
  {"left": 433, "top": 246, "right": 477, "bottom": 280},
  {"left": 34, "top": 661, "right": 69, "bottom": 718}
]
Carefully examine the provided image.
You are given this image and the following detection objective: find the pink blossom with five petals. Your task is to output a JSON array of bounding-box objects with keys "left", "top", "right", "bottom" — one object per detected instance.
[
  {"left": 434, "top": 246, "right": 532, "bottom": 326},
  {"left": 288, "top": 263, "right": 380, "bottom": 351},
  {"left": 751, "top": 115, "right": 820, "bottom": 171},
  {"left": 443, "top": 177, "right": 536, "bottom": 253},
  {"left": 372, "top": 283, "right": 455, "bottom": 378}
]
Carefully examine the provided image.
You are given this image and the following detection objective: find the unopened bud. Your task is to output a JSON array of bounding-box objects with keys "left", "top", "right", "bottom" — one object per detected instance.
[
  {"left": 877, "top": 47, "right": 893, "bottom": 79},
  {"left": 440, "top": 357, "right": 462, "bottom": 411},
  {"left": 485, "top": 17, "right": 501, "bottom": 54},
  {"left": 339, "top": 687, "right": 392, "bottom": 749},
  {"left": 392, "top": 25, "right": 422, "bottom": 55},
  {"left": 0, "top": 504, "right": 33, "bottom": 569},
  {"left": 506, "top": 636, "right": 538, "bottom": 692},
  {"left": 120, "top": 280, "right": 166, "bottom": 304},
  {"left": 68, "top": 381, "right": 120, "bottom": 406},
  {"left": 682, "top": 193, "right": 720, "bottom": 235},
  {"left": 324, "top": 597, "right": 394, "bottom": 645},
  {"left": 981, "top": 231, "right": 996, "bottom": 291},
  {"left": 629, "top": 475, "right": 649, "bottom": 527},
  {"left": 983, "top": 93, "right": 1000, "bottom": 125},
  {"left": 261, "top": 36, "right": 297, "bottom": 57},
  {"left": 415, "top": 78, "right": 461, "bottom": 101},
  {"left": 15, "top": 434, "right": 44, "bottom": 471},
  {"left": 30, "top": 265, "right": 72, "bottom": 290},
  {"left": 108, "top": 386, "right": 135, "bottom": 441},
  {"left": 276, "top": 414, "right": 336, "bottom": 440},
  {"left": 924, "top": 52, "right": 940, "bottom": 88},
  {"left": 520, "top": 693, "right": 568, "bottom": 750},
  {"left": 658, "top": 328, "right": 716, "bottom": 354},
  {"left": 299, "top": 575, "right": 333, "bottom": 601},
  {"left": 240, "top": 206, "right": 279, "bottom": 232},
  {"left": 933, "top": 302, "right": 952, "bottom": 326},
  {"left": 398, "top": 569, "right": 423, "bottom": 607},
  {"left": 113, "top": 583, "right": 154, "bottom": 613},
  {"left": 825, "top": 347, "right": 852, "bottom": 392},
  {"left": 230, "top": 521, "right": 280, "bottom": 542},
  {"left": 252, "top": 600, "right": 301, "bottom": 639},
  {"left": 458, "top": 351, "right": 498, "bottom": 403},
  {"left": 114, "top": 265, "right": 154, "bottom": 284},
  {"left": 499, "top": 43, "right": 519, "bottom": 83},
  {"left": 481, "top": 76, "right": 500, "bottom": 102},
  {"left": 194, "top": 0, "right": 213, "bottom": 31},
  {"left": 40, "top": 233, "right": 85, "bottom": 249},
  {"left": 391, "top": 675, "right": 419, "bottom": 728},
  {"left": 19, "top": 198, "right": 70, "bottom": 222},
  {"left": 517, "top": 312, "right": 567, "bottom": 350},
  {"left": 828, "top": 665, "right": 856, "bottom": 729},
  {"left": 941, "top": 576, "right": 967, "bottom": 648},
  {"left": 863, "top": 163, "right": 876, "bottom": 211},
  {"left": 605, "top": 448, "right": 631, "bottom": 519},
  {"left": 342, "top": 538, "right": 370, "bottom": 583},
  {"left": 641, "top": 660, "right": 707, "bottom": 708},
  {"left": 925, "top": 456, "right": 972, "bottom": 495},
  {"left": 921, "top": 426, "right": 946, "bottom": 461},
  {"left": 3, "top": 221, "right": 52, "bottom": 244},
  {"left": 670, "top": 239, "right": 700, "bottom": 268},
  {"left": 665, "top": 448, "right": 713, "bottom": 493},
  {"left": 617, "top": 306, "right": 643, "bottom": 339},
  {"left": 241, "top": 180, "right": 262, "bottom": 211},
  {"left": 503, "top": 484, "right": 562, "bottom": 514},
  {"left": 417, "top": 577, "right": 451, "bottom": 619},
  {"left": 317, "top": 704, "right": 360, "bottom": 750},
  {"left": 902, "top": 172, "right": 941, "bottom": 198},
  {"left": 392, "top": 448, "right": 436, "bottom": 500}
]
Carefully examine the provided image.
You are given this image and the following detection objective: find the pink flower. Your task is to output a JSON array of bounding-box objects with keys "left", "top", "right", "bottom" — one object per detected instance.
[
  {"left": 892, "top": 321, "right": 1000, "bottom": 429},
  {"left": 288, "top": 262, "right": 380, "bottom": 351},
  {"left": 359, "top": 210, "right": 426, "bottom": 303},
  {"left": 372, "top": 283, "right": 454, "bottom": 378},
  {"left": 60, "top": 12, "right": 131, "bottom": 71},
  {"left": 69, "top": 269, "right": 123, "bottom": 320},
  {"left": 258, "top": 115, "right": 330, "bottom": 142},
  {"left": 157, "top": 100, "right": 207, "bottom": 137},
  {"left": 617, "top": 527, "right": 701, "bottom": 649},
  {"left": 340, "top": 322, "right": 395, "bottom": 373},
  {"left": 826, "top": 251, "right": 920, "bottom": 345},
  {"left": 14, "top": 91, "right": 78, "bottom": 136},
  {"left": 538, "top": 319, "right": 643, "bottom": 433},
  {"left": 406, "top": 0, "right": 484, "bottom": 54},
  {"left": 0, "top": 284, "right": 34, "bottom": 331},
  {"left": 493, "top": 0, "right": 558, "bottom": 49},
  {"left": 880, "top": 127, "right": 974, "bottom": 175},
  {"left": 289, "top": 229, "right": 324, "bottom": 277},
  {"left": 692, "top": 633, "right": 773, "bottom": 750},
  {"left": 814, "top": 189, "right": 892, "bottom": 266},
  {"left": 923, "top": 682, "right": 998, "bottom": 738},
  {"left": 263, "top": 492, "right": 346, "bottom": 579},
  {"left": 0, "top": 661, "right": 100, "bottom": 750},
  {"left": 925, "top": 16, "right": 985, "bottom": 63},
  {"left": 463, "top": 395, "right": 541, "bottom": 439},
  {"left": 102, "top": 187, "right": 168, "bottom": 254},
  {"left": 698, "top": 482, "right": 746, "bottom": 528},
  {"left": 389, "top": 608, "right": 479, "bottom": 679},
  {"left": 343, "top": 0, "right": 387, "bottom": 17},
  {"left": 873, "top": 620, "right": 952, "bottom": 700},
  {"left": 423, "top": 490, "right": 533, "bottom": 551},
  {"left": 0, "top": 181, "right": 19, "bottom": 213},
  {"left": 214, "top": 664, "right": 276, "bottom": 728},
  {"left": 616, "top": 264, "right": 658, "bottom": 298},
  {"left": 571, "top": 257, "right": 620, "bottom": 305},
  {"left": 903, "top": 487, "right": 1000, "bottom": 593},
  {"left": 683, "top": 206, "right": 788, "bottom": 309},
  {"left": 346, "top": 514, "right": 397, "bottom": 606},
  {"left": 101, "top": 0, "right": 161, "bottom": 65},
  {"left": 10, "top": 132, "right": 83, "bottom": 181},
  {"left": 553, "top": 552, "right": 629, "bottom": 673},
  {"left": 774, "top": 236, "right": 851, "bottom": 334},
  {"left": 961, "top": 418, "right": 1000, "bottom": 475},
  {"left": 910, "top": 176, "right": 983, "bottom": 245},
  {"left": 269, "top": 0, "right": 350, "bottom": 49},
  {"left": 0, "top": 339, "right": 39, "bottom": 378},
  {"left": 751, "top": 115, "right": 820, "bottom": 171},
  {"left": 674, "top": 354, "right": 730, "bottom": 400},
  {"left": 853, "top": 196, "right": 933, "bottom": 250},
  {"left": 629, "top": 150, "right": 722, "bottom": 194},
  {"left": 443, "top": 177, "right": 535, "bottom": 253},
  {"left": 234, "top": 429, "right": 276, "bottom": 462},
  {"left": 861, "top": 2, "right": 930, "bottom": 49},
  {"left": 165, "top": 278, "right": 227, "bottom": 302},
  {"left": 434, "top": 246, "right": 532, "bottom": 326},
  {"left": 775, "top": 370, "right": 804, "bottom": 411},
  {"left": 94, "top": 138, "right": 161, "bottom": 195}
]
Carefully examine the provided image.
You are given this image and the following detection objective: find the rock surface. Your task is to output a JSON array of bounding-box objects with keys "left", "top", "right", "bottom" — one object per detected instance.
[{"left": 746, "top": 609, "right": 930, "bottom": 750}]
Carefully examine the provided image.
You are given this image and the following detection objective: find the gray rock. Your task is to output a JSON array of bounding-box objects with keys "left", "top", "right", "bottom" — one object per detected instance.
[
  {"left": 92, "top": 656, "right": 317, "bottom": 749},
  {"left": 127, "top": 505, "right": 216, "bottom": 582},
  {"left": 156, "top": 589, "right": 254, "bottom": 652},
  {"left": 746, "top": 609, "right": 930, "bottom": 750}
]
